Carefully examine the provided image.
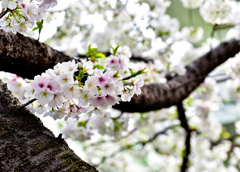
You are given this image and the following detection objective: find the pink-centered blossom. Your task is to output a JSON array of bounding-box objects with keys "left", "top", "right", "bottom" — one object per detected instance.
[
  {"left": 94, "top": 70, "right": 109, "bottom": 87},
  {"left": 105, "top": 94, "right": 119, "bottom": 106},
  {"left": 46, "top": 80, "right": 60, "bottom": 94},
  {"left": 31, "top": 75, "right": 49, "bottom": 91},
  {"left": 89, "top": 96, "right": 107, "bottom": 108},
  {"left": 100, "top": 79, "right": 115, "bottom": 96},
  {"left": 105, "top": 55, "right": 119, "bottom": 71}
]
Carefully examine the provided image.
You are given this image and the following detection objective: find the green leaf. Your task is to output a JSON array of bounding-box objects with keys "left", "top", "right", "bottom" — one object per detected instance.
[
  {"left": 113, "top": 71, "right": 121, "bottom": 78},
  {"left": 135, "top": 67, "right": 147, "bottom": 75},
  {"left": 130, "top": 67, "right": 147, "bottom": 78},
  {"left": 78, "top": 69, "right": 84, "bottom": 79},
  {"left": 95, "top": 52, "right": 106, "bottom": 58},
  {"left": 128, "top": 68, "right": 134, "bottom": 75},
  {"left": 167, "top": 63, "right": 171, "bottom": 70},
  {"left": 36, "top": 19, "right": 44, "bottom": 30},
  {"left": 77, "top": 121, "right": 87, "bottom": 128},
  {"left": 111, "top": 44, "right": 120, "bottom": 56},
  {"left": 93, "top": 64, "right": 104, "bottom": 69},
  {"left": 32, "top": 27, "right": 38, "bottom": 31}
]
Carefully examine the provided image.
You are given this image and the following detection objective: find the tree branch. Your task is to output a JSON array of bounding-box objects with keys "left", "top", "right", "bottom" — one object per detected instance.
[
  {"left": 0, "top": 8, "right": 10, "bottom": 19},
  {"left": 0, "top": 79, "right": 98, "bottom": 171},
  {"left": 96, "top": 125, "right": 177, "bottom": 166},
  {"left": 0, "top": 31, "right": 239, "bottom": 112},
  {"left": 113, "top": 39, "right": 240, "bottom": 112},
  {"left": 177, "top": 102, "right": 192, "bottom": 172},
  {"left": 0, "top": 30, "right": 79, "bottom": 79}
]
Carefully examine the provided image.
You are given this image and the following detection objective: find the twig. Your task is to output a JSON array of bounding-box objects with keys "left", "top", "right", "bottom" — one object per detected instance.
[
  {"left": 83, "top": 127, "right": 138, "bottom": 149},
  {"left": 177, "top": 102, "right": 192, "bottom": 172},
  {"left": 17, "top": 98, "right": 37, "bottom": 110},
  {"left": 211, "top": 24, "right": 218, "bottom": 38},
  {"left": 95, "top": 125, "right": 178, "bottom": 167},
  {"left": 0, "top": 8, "right": 10, "bottom": 19},
  {"left": 77, "top": 52, "right": 154, "bottom": 64},
  {"left": 111, "top": 112, "right": 124, "bottom": 120},
  {"left": 211, "top": 133, "right": 240, "bottom": 148}
]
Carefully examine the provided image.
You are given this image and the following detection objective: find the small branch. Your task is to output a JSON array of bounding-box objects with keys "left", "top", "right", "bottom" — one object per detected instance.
[
  {"left": 95, "top": 125, "right": 177, "bottom": 166},
  {"left": 111, "top": 112, "right": 124, "bottom": 120},
  {"left": 177, "top": 102, "right": 192, "bottom": 172},
  {"left": 83, "top": 127, "right": 138, "bottom": 149},
  {"left": 113, "top": 0, "right": 129, "bottom": 17},
  {"left": 77, "top": 52, "right": 154, "bottom": 64},
  {"left": 141, "top": 125, "right": 178, "bottom": 146},
  {"left": 0, "top": 8, "right": 10, "bottom": 19},
  {"left": 211, "top": 24, "right": 218, "bottom": 38},
  {"left": 17, "top": 98, "right": 37, "bottom": 110},
  {"left": 211, "top": 133, "right": 240, "bottom": 148}
]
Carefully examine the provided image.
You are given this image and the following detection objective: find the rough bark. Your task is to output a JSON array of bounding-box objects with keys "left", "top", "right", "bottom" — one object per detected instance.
[
  {"left": 0, "top": 30, "right": 76, "bottom": 79},
  {"left": 0, "top": 31, "right": 240, "bottom": 112},
  {"left": 0, "top": 80, "right": 98, "bottom": 172}
]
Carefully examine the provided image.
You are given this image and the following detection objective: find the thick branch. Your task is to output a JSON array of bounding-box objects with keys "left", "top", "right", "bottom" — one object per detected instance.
[
  {"left": 0, "top": 31, "right": 240, "bottom": 112},
  {"left": 0, "top": 30, "right": 78, "bottom": 79},
  {"left": 0, "top": 80, "right": 98, "bottom": 171},
  {"left": 114, "top": 39, "right": 240, "bottom": 112}
]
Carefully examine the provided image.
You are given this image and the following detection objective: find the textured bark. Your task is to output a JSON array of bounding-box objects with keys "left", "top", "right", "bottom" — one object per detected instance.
[
  {"left": 0, "top": 80, "right": 98, "bottom": 172},
  {"left": 0, "top": 30, "right": 77, "bottom": 79},
  {"left": 0, "top": 31, "right": 240, "bottom": 112}
]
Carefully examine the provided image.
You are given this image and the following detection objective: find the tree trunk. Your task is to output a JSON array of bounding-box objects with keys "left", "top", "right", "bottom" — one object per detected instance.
[{"left": 0, "top": 80, "right": 98, "bottom": 172}]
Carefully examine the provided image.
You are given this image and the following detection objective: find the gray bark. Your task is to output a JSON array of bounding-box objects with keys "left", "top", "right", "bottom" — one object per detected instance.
[{"left": 0, "top": 80, "right": 98, "bottom": 171}]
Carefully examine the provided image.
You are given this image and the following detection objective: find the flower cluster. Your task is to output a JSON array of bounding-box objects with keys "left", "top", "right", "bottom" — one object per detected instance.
[
  {"left": 181, "top": 26, "right": 203, "bottom": 43},
  {"left": 23, "top": 49, "right": 145, "bottom": 121},
  {"left": 61, "top": 110, "right": 130, "bottom": 141},
  {"left": 0, "top": 71, "right": 27, "bottom": 101},
  {"left": 0, "top": 0, "right": 57, "bottom": 33},
  {"left": 200, "top": 0, "right": 233, "bottom": 24}
]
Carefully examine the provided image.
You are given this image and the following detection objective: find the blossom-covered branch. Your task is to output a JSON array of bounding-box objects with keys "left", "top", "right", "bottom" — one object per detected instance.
[{"left": 0, "top": 31, "right": 240, "bottom": 113}]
